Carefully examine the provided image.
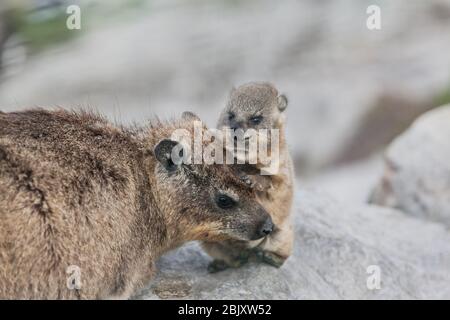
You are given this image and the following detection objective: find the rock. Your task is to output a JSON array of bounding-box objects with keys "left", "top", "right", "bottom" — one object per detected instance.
[
  {"left": 370, "top": 105, "right": 450, "bottom": 226},
  {"left": 304, "top": 154, "right": 384, "bottom": 205},
  {"left": 134, "top": 188, "right": 450, "bottom": 300},
  {"left": 333, "top": 93, "right": 436, "bottom": 165}
]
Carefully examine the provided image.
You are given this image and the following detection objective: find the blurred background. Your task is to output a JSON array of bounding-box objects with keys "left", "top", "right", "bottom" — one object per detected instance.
[{"left": 1, "top": 0, "right": 449, "bottom": 204}]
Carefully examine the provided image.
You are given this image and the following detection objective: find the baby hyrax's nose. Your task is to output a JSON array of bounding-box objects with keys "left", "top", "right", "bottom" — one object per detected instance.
[
  {"left": 257, "top": 217, "right": 274, "bottom": 238},
  {"left": 230, "top": 124, "right": 239, "bottom": 131}
]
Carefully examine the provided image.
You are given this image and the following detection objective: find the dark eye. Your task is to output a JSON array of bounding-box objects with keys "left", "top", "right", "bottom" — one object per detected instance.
[
  {"left": 228, "top": 112, "right": 235, "bottom": 121},
  {"left": 216, "top": 194, "right": 236, "bottom": 209},
  {"left": 249, "top": 116, "right": 263, "bottom": 125}
]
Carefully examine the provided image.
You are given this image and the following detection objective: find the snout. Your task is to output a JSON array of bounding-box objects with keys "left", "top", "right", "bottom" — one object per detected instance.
[
  {"left": 251, "top": 216, "right": 275, "bottom": 240},
  {"left": 227, "top": 120, "right": 247, "bottom": 132},
  {"left": 230, "top": 124, "right": 239, "bottom": 131}
]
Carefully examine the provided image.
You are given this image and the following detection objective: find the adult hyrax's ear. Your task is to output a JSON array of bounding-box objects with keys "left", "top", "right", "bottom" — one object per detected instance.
[
  {"left": 154, "top": 139, "right": 183, "bottom": 172},
  {"left": 182, "top": 111, "right": 201, "bottom": 122},
  {"left": 278, "top": 94, "right": 288, "bottom": 112}
]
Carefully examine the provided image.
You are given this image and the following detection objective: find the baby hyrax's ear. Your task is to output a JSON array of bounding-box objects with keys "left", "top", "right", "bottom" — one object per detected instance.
[
  {"left": 182, "top": 111, "right": 201, "bottom": 122},
  {"left": 278, "top": 94, "right": 288, "bottom": 112},
  {"left": 154, "top": 139, "right": 184, "bottom": 172}
]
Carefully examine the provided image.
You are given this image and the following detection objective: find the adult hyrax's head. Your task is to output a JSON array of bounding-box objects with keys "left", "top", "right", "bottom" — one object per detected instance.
[
  {"left": 218, "top": 82, "right": 288, "bottom": 131},
  {"left": 151, "top": 113, "right": 273, "bottom": 242}
]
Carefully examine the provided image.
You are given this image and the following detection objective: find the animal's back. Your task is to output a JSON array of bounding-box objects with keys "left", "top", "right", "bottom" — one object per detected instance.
[{"left": 0, "top": 109, "right": 145, "bottom": 299}]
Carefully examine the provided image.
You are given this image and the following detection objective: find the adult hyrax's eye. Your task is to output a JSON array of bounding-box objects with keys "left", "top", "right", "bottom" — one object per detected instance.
[
  {"left": 249, "top": 115, "right": 263, "bottom": 125},
  {"left": 215, "top": 193, "right": 237, "bottom": 209},
  {"left": 228, "top": 112, "right": 235, "bottom": 121}
]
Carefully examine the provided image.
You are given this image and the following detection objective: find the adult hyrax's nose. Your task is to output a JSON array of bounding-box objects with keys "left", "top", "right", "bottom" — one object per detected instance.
[{"left": 257, "top": 217, "right": 274, "bottom": 238}]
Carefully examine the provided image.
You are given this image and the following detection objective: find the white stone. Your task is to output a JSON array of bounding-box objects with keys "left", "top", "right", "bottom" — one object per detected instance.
[{"left": 371, "top": 105, "right": 450, "bottom": 226}]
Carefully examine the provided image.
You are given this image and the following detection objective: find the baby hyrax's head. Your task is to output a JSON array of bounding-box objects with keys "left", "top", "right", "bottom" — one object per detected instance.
[
  {"left": 152, "top": 113, "right": 274, "bottom": 243},
  {"left": 217, "top": 82, "right": 288, "bottom": 131}
]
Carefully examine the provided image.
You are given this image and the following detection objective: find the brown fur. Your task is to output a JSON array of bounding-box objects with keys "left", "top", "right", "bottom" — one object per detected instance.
[
  {"left": 202, "top": 82, "right": 294, "bottom": 269},
  {"left": 0, "top": 108, "right": 270, "bottom": 299}
]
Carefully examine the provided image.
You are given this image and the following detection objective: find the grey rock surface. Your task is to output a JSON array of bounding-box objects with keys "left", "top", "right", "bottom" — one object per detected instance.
[
  {"left": 371, "top": 105, "right": 450, "bottom": 226},
  {"left": 135, "top": 188, "right": 450, "bottom": 300}
]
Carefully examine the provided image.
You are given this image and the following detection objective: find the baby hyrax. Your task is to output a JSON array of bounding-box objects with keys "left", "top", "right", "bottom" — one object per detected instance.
[
  {"left": 202, "top": 82, "right": 295, "bottom": 271},
  {"left": 0, "top": 109, "right": 272, "bottom": 299}
]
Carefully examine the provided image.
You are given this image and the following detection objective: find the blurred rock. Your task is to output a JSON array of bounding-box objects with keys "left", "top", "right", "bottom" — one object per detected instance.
[
  {"left": 370, "top": 105, "right": 450, "bottom": 226},
  {"left": 333, "top": 93, "right": 436, "bottom": 165},
  {"left": 304, "top": 154, "right": 383, "bottom": 205},
  {"left": 1, "top": 0, "right": 450, "bottom": 175},
  {"left": 428, "top": 0, "right": 450, "bottom": 21},
  {"left": 0, "top": 7, "right": 13, "bottom": 73},
  {"left": 135, "top": 188, "right": 450, "bottom": 300}
]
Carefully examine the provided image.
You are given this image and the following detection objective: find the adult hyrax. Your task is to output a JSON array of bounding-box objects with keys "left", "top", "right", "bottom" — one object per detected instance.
[
  {"left": 202, "top": 82, "right": 294, "bottom": 271},
  {"left": 0, "top": 109, "right": 273, "bottom": 299}
]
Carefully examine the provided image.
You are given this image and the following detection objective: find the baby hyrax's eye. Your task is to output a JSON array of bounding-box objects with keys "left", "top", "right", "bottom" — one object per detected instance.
[
  {"left": 215, "top": 193, "right": 237, "bottom": 209},
  {"left": 249, "top": 115, "right": 263, "bottom": 125}
]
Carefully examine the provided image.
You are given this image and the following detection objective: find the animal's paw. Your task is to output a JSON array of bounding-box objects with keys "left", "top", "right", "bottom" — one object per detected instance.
[
  {"left": 207, "top": 260, "right": 230, "bottom": 273},
  {"left": 207, "top": 252, "right": 250, "bottom": 273},
  {"left": 253, "top": 249, "right": 286, "bottom": 268}
]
